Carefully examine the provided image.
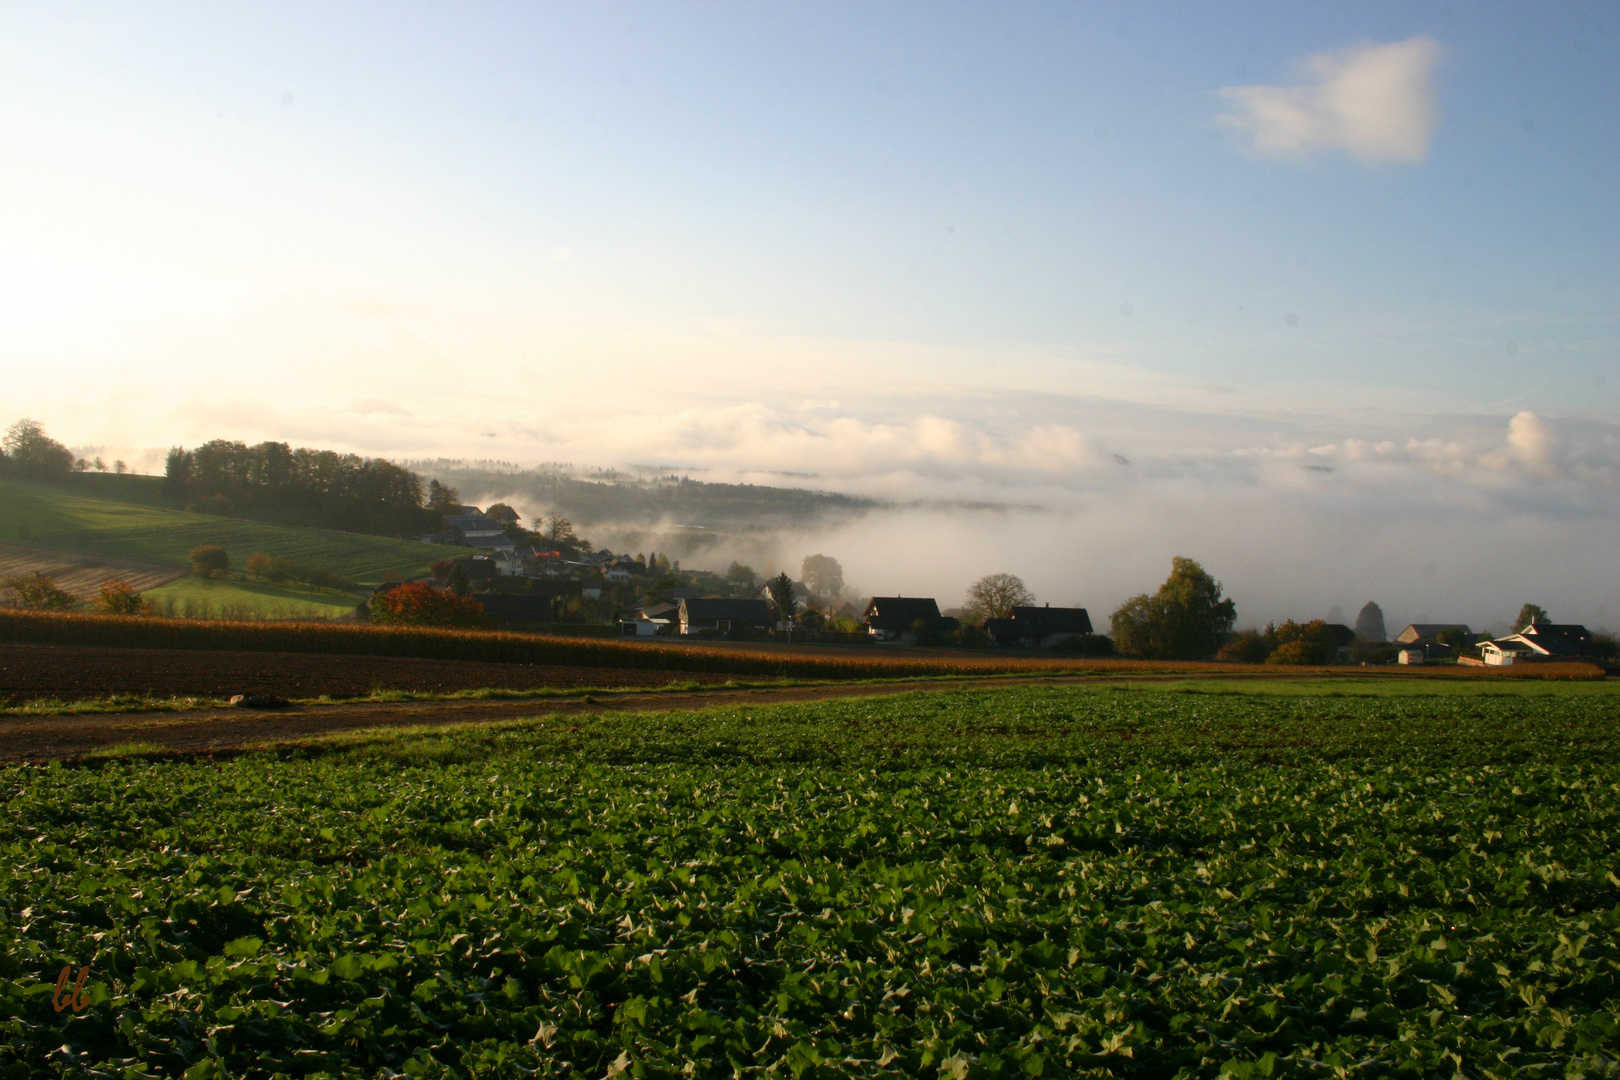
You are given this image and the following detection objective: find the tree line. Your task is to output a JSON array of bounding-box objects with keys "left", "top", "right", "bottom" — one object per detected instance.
[
  {"left": 164, "top": 440, "right": 436, "bottom": 536},
  {"left": 3, "top": 419, "right": 446, "bottom": 540}
]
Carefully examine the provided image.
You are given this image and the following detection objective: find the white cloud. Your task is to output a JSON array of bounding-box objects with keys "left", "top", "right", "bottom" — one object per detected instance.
[
  {"left": 1218, "top": 37, "right": 1441, "bottom": 164},
  {"left": 1504, "top": 410, "right": 1558, "bottom": 470}
]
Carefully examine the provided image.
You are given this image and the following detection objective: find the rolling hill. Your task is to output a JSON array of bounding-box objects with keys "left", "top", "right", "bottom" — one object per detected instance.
[{"left": 0, "top": 475, "right": 456, "bottom": 595}]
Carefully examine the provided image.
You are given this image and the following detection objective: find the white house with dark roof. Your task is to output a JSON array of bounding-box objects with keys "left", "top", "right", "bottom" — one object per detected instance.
[{"left": 1479, "top": 623, "right": 1597, "bottom": 665}]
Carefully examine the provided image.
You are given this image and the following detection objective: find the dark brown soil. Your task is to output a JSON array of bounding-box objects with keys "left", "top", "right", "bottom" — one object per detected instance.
[{"left": 0, "top": 642, "right": 736, "bottom": 703}]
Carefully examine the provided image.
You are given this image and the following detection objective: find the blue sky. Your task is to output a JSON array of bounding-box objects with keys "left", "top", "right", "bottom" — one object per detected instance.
[{"left": 2, "top": 1, "right": 1616, "bottom": 625}]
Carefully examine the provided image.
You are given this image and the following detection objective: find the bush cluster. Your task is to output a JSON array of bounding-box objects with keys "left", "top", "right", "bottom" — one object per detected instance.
[
  {"left": 367, "top": 583, "right": 489, "bottom": 629},
  {"left": 1218, "top": 618, "right": 1342, "bottom": 664},
  {"left": 1, "top": 572, "right": 77, "bottom": 611}
]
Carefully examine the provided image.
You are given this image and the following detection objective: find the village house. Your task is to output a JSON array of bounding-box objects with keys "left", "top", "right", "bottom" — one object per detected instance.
[
  {"left": 862, "top": 596, "right": 956, "bottom": 642},
  {"left": 602, "top": 558, "right": 645, "bottom": 582},
  {"left": 522, "top": 549, "right": 565, "bottom": 575},
  {"left": 1324, "top": 623, "right": 1358, "bottom": 663},
  {"left": 619, "top": 603, "right": 674, "bottom": 636},
  {"left": 983, "top": 605, "right": 1093, "bottom": 648},
  {"left": 678, "top": 597, "right": 774, "bottom": 635},
  {"left": 1392, "top": 623, "right": 1472, "bottom": 662},
  {"left": 441, "top": 512, "right": 515, "bottom": 552},
  {"left": 1478, "top": 623, "right": 1598, "bottom": 666}
]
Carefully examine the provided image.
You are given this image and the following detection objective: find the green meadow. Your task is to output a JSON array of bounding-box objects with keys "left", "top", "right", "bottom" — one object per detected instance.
[
  {"left": 140, "top": 575, "right": 362, "bottom": 621},
  {"left": 0, "top": 475, "right": 453, "bottom": 587}
]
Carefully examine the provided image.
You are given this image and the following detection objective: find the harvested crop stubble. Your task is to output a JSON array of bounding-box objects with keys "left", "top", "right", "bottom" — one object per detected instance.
[
  {"left": 3, "top": 686, "right": 1618, "bottom": 1077},
  {"left": 0, "top": 543, "right": 182, "bottom": 603},
  {"left": 0, "top": 609, "right": 1166, "bottom": 679},
  {"left": 1, "top": 609, "right": 1603, "bottom": 683},
  {"left": 0, "top": 642, "right": 735, "bottom": 703}
]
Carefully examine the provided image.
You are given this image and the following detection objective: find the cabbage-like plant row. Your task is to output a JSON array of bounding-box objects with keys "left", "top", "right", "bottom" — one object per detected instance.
[{"left": 2, "top": 686, "right": 1617, "bottom": 1077}]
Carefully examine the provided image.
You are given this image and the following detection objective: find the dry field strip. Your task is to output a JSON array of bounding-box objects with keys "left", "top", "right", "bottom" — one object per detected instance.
[{"left": 0, "top": 541, "right": 186, "bottom": 603}]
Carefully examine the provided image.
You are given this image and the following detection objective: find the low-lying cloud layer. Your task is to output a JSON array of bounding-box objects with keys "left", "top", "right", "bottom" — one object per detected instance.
[
  {"left": 71, "top": 394, "right": 1620, "bottom": 636},
  {"left": 1218, "top": 36, "right": 1441, "bottom": 164}
]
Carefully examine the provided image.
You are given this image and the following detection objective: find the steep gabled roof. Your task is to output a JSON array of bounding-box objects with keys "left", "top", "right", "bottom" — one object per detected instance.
[
  {"left": 1394, "top": 623, "right": 1472, "bottom": 643},
  {"left": 1323, "top": 623, "right": 1357, "bottom": 647},
  {"left": 1521, "top": 623, "right": 1590, "bottom": 641},
  {"left": 1009, "top": 606, "right": 1093, "bottom": 636},
  {"left": 444, "top": 513, "right": 504, "bottom": 531},
  {"left": 1505, "top": 631, "right": 1585, "bottom": 656},
  {"left": 863, "top": 596, "right": 943, "bottom": 631},
  {"left": 681, "top": 598, "right": 774, "bottom": 623}
]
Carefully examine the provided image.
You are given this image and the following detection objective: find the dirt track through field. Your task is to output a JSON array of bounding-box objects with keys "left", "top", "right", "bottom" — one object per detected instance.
[{"left": 0, "top": 675, "right": 1102, "bottom": 762}]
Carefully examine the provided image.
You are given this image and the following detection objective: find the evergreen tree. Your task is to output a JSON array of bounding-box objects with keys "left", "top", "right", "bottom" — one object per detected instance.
[
  {"left": 1354, "top": 601, "right": 1386, "bottom": 642},
  {"left": 767, "top": 572, "right": 797, "bottom": 624}
]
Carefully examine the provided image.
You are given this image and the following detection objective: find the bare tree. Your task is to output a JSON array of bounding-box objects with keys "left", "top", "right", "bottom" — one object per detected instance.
[
  {"left": 542, "top": 513, "right": 577, "bottom": 545},
  {"left": 962, "top": 573, "right": 1036, "bottom": 624}
]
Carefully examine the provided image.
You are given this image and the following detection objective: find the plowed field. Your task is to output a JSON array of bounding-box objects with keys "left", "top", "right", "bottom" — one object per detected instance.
[
  {"left": 0, "top": 642, "right": 735, "bottom": 702},
  {"left": 0, "top": 542, "right": 183, "bottom": 603}
]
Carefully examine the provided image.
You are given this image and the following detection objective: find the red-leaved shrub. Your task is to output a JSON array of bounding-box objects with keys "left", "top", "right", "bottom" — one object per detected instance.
[{"left": 368, "top": 584, "right": 488, "bottom": 629}]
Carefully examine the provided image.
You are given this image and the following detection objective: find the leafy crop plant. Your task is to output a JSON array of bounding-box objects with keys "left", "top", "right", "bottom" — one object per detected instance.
[{"left": 1, "top": 684, "right": 1617, "bottom": 1077}]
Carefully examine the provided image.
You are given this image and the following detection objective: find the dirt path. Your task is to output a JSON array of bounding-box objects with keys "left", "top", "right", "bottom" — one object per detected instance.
[{"left": 0, "top": 675, "right": 1107, "bottom": 762}]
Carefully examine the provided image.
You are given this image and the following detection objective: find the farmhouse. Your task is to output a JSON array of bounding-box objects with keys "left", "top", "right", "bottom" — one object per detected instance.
[
  {"left": 984, "top": 605, "right": 1093, "bottom": 648},
  {"left": 862, "top": 596, "right": 956, "bottom": 642},
  {"left": 442, "top": 513, "right": 515, "bottom": 552},
  {"left": 678, "top": 597, "right": 773, "bottom": 635},
  {"left": 1392, "top": 623, "right": 1472, "bottom": 661},
  {"left": 1479, "top": 623, "right": 1599, "bottom": 666},
  {"left": 1393, "top": 623, "right": 1472, "bottom": 645},
  {"left": 620, "top": 614, "right": 672, "bottom": 636},
  {"left": 1324, "top": 623, "right": 1358, "bottom": 663},
  {"left": 602, "top": 558, "right": 645, "bottom": 582}
]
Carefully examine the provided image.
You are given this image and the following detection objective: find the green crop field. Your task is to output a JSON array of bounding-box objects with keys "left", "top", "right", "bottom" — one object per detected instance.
[
  {"left": 0, "top": 476, "right": 455, "bottom": 586},
  {"left": 141, "top": 576, "right": 361, "bottom": 621},
  {"left": 4, "top": 683, "right": 1618, "bottom": 1078}
]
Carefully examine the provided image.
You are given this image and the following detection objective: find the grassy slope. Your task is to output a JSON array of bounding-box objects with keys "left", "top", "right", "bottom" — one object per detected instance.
[
  {"left": 0, "top": 475, "right": 453, "bottom": 586},
  {"left": 140, "top": 576, "right": 360, "bottom": 620}
]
